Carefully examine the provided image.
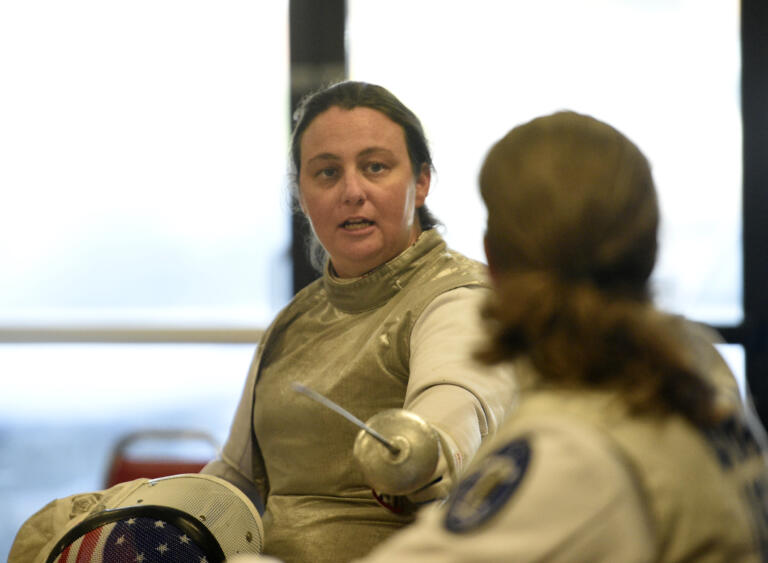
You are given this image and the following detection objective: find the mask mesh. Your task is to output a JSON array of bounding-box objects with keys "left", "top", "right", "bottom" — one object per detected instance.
[{"left": 47, "top": 473, "right": 263, "bottom": 562}]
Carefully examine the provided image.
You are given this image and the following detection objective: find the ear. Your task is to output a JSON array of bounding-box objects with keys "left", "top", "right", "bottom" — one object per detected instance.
[{"left": 414, "top": 163, "right": 431, "bottom": 207}]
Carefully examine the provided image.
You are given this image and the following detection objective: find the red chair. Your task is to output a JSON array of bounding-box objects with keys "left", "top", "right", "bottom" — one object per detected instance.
[{"left": 104, "top": 429, "right": 220, "bottom": 487}]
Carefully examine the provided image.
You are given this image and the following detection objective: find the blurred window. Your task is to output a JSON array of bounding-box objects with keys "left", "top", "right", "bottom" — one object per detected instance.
[
  {"left": 0, "top": 2, "right": 288, "bottom": 559},
  {"left": 0, "top": 0, "right": 291, "bottom": 329},
  {"left": 348, "top": 0, "right": 742, "bottom": 326}
]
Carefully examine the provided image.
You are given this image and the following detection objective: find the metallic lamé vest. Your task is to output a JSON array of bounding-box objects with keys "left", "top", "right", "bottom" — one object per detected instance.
[{"left": 252, "top": 230, "right": 487, "bottom": 563}]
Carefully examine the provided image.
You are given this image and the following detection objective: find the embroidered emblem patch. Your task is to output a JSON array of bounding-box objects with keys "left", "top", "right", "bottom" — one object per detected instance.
[{"left": 444, "top": 438, "right": 531, "bottom": 533}]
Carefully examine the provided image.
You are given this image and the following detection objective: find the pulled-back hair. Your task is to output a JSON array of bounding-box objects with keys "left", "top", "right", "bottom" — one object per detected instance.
[
  {"left": 290, "top": 81, "right": 439, "bottom": 271},
  {"left": 477, "top": 111, "right": 718, "bottom": 427}
]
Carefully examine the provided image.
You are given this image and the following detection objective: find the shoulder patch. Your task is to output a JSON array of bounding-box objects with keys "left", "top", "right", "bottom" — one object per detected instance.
[{"left": 444, "top": 438, "right": 531, "bottom": 533}]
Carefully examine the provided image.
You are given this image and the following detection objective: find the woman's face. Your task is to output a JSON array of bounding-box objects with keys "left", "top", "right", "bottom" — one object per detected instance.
[{"left": 298, "top": 106, "right": 430, "bottom": 278}]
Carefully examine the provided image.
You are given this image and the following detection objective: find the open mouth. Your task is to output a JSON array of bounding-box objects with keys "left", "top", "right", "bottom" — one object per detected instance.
[{"left": 341, "top": 218, "right": 374, "bottom": 230}]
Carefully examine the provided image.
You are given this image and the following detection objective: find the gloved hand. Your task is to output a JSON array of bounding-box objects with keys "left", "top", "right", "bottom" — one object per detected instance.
[{"left": 404, "top": 428, "right": 459, "bottom": 505}]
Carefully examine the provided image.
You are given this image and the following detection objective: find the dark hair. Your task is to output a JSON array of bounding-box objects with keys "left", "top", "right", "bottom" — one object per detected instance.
[
  {"left": 290, "top": 81, "right": 439, "bottom": 270},
  {"left": 477, "top": 111, "right": 719, "bottom": 427}
]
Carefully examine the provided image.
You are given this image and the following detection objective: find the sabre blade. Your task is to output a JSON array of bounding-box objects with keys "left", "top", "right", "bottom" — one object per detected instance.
[{"left": 291, "top": 382, "right": 400, "bottom": 456}]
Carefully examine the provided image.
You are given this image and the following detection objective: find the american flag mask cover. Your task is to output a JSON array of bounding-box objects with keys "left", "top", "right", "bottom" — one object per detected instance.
[{"left": 48, "top": 505, "right": 225, "bottom": 563}]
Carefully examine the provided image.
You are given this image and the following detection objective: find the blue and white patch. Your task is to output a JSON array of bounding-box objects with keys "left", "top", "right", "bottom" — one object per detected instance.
[{"left": 444, "top": 438, "right": 531, "bottom": 533}]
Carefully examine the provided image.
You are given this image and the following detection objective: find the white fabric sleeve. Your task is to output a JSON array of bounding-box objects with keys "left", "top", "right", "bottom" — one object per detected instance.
[
  {"left": 404, "top": 286, "right": 517, "bottom": 474},
  {"left": 355, "top": 422, "right": 656, "bottom": 563}
]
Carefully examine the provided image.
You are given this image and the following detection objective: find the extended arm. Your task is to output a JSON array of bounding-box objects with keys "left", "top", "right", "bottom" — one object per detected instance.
[{"left": 401, "top": 286, "right": 517, "bottom": 500}]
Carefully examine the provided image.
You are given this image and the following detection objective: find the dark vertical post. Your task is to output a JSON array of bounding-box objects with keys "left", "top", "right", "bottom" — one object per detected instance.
[
  {"left": 289, "top": 0, "right": 347, "bottom": 294},
  {"left": 741, "top": 0, "right": 768, "bottom": 424}
]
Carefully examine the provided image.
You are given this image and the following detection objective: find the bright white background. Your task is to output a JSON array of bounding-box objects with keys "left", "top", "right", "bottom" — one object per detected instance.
[
  {"left": 348, "top": 0, "right": 742, "bottom": 326},
  {"left": 0, "top": 1, "right": 292, "bottom": 328},
  {"left": 0, "top": 2, "right": 289, "bottom": 558}
]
